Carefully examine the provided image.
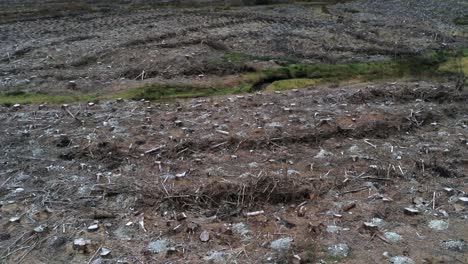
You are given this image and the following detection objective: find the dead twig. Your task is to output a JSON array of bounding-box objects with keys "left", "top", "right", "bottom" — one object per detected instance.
[{"left": 340, "top": 186, "right": 369, "bottom": 195}]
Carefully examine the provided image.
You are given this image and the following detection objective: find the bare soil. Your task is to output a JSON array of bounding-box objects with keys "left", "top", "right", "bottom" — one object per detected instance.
[{"left": 1, "top": 80, "right": 467, "bottom": 263}]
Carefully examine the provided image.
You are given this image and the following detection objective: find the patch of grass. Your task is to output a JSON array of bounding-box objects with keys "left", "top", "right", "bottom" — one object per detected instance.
[
  {"left": 223, "top": 52, "right": 252, "bottom": 64},
  {"left": 3, "top": 50, "right": 459, "bottom": 104},
  {"left": 264, "top": 78, "right": 321, "bottom": 91},
  {"left": 0, "top": 91, "right": 96, "bottom": 105},
  {"left": 454, "top": 16, "right": 468, "bottom": 26},
  {"left": 440, "top": 57, "right": 468, "bottom": 75},
  {"left": 113, "top": 83, "right": 251, "bottom": 101},
  {"left": 463, "top": 48, "right": 468, "bottom": 57}
]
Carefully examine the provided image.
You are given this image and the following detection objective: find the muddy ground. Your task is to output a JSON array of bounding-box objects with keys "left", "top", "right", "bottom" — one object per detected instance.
[
  {"left": 0, "top": 0, "right": 467, "bottom": 94},
  {"left": 0, "top": 80, "right": 467, "bottom": 263}
]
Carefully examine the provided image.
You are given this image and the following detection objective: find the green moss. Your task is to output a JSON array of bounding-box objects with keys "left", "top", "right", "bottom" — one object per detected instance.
[
  {"left": 0, "top": 91, "right": 96, "bottom": 105},
  {"left": 265, "top": 78, "right": 321, "bottom": 91},
  {"left": 2, "top": 51, "right": 459, "bottom": 104},
  {"left": 113, "top": 83, "right": 251, "bottom": 101},
  {"left": 454, "top": 16, "right": 468, "bottom": 26},
  {"left": 223, "top": 52, "right": 252, "bottom": 64}
]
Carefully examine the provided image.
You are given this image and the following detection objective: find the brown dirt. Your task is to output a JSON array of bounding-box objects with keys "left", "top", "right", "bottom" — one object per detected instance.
[{"left": 0, "top": 80, "right": 467, "bottom": 263}]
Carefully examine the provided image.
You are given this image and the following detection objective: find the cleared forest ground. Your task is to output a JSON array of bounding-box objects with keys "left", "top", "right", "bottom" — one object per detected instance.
[{"left": 0, "top": 1, "right": 467, "bottom": 264}]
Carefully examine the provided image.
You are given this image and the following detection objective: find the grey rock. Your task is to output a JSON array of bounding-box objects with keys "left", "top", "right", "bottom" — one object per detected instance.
[
  {"left": 265, "top": 122, "right": 283, "bottom": 129},
  {"left": 200, "top": 230, "right": 210, "bottom": 242},
  {"left": 326, "top": 225, "right": 342, "bottom": 233},
  {"left": 384, "top": 232, "right": 402, "bottom": 242},
  {"left": 314, "top": 148, "right": 334, "bottom": 159},
  {"left": 428, "top": 220, "right": 449, "bottom": 231},
  {"left": 327, "top": 243, "right": 349, "bottom": 258},
  {"left": 147, "top": 239, "right": 168, "bottom": 254},
  {"left": 389, "top": 256, "right": 415, "bottom": 264},
  {"left": 441, "top": 239, "right": 467, "bottom": 252},
  {"left": 371, "top": 218, "right": 385, "bottom": 228},
  {"left": 270, "top": 237, "right": 293, "bottom": 251},
  {"left": 204, "top": 251, "right": 231, "bottom": 263},
  {"left": 232, "top": 223, "right": 250, "bottom": 239}
]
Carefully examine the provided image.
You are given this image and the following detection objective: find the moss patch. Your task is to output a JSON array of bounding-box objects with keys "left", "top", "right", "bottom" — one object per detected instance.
[
  {"left": 113, "top": 83, "right": 251, "bottom": 101},
  {"left": 454, "top": 16, "right": 468, "bottom": 26},
  {"left": 264, "top": 78, "right": 321, "bottom": 91},
  {"left": 1, "top": 51, "right": 460, "bottom": 104},
  {"left": 0, "top": 91, "right": 96, "bottom": 105}
]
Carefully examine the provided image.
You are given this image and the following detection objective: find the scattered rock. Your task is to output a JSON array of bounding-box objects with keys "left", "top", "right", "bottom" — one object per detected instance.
[
  {"left": 327, "top": 243, "right": 349, "bottom": 258},
  {"left": 370, "top": 218, "right": 385, "bottom": 228},
  {"left": 88, "top": 224, "right": 99, "bottom": 231},
  {"left": 200, "top": 230, "right": 210, "bottom": 242},
  {"left": 34, "top": 225, "right": 46, "bottom": 233},
  {"left": 343, "top": 202, "right": 356, "bottom": 211},
  {"left": 428, "top": 220, "right": 449, "bottom": 231},
  {"left": 74, "top": 238, "right": 91, "bottom": 250},
  {"left": 314, "top": 148, "right": 334, "bottom": 159},
  {"left": 457, "top": 197, "right": 468, "bottom": 204},
  {"left": 204, "top": 251, "right": 230, "bottom": 263},
  {"left": 147, "top": 239, "right": 168, "bottom": 254},
  {"left": 363, "top": 221, "right": 379, "bottom": 231},
  {"left": 270, "top": 237, "right": 293, "bottom": 251},
  {"left": 100, "top": 248, "right": 111, "bottom": 257},
  {"left": 232, "top": 223, "right": 250, "bottom": 239},
  {"left": 441, "top": 239, "right": 467, "bottom": 252},
  {"left": 9, "top": 216, "right": 21, "bottom": 223},
  {"left": 326, "top": 225, "right": 343, "bottom": 233},
  {"left": 384, "top": 232, "right": 402, "bottom": 242},
  {"left": 404, "top": 207, "right": 420, "bottom": 215},
  {"left": 389, "top": 256, "right": 415, "bottom": 264},
  {"left": 176, "top": 212, "right": 187, "bottom": 221}
]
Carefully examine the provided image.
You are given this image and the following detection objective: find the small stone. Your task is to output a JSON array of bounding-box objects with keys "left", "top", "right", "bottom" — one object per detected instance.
[
  {"left": 13, "top": 188, "right": 24, "bottom": 193},
  {"left": 343, "top": 202, "right": 356, "bottom": 211},
  {"left": 147, "top": 239, "right": 168, "bottom": 254},
  {"left": 204, "top": 251, "right": 230, "bottom": 263},
  {"left": 384, "top": 232, "right": 402, "bottom": 242},
  {"left": 34, "top": 225, "right": 46, "bottom": 233},
  {"left": 270, "top": 237, "right": 293, "bottom": 251},
  {"left": 232, "top": 223, "right": 250, "bottom": 239},
  {"left": 458, "top": 197, "right": 468, "bottom": 204},
  {"left": 327, "top": 243, "right": 349, "bottom": 258},
  {"left": 363, "top": 222, "right": 379, "bottom": 231},
  {"left": 441, "top": 239, "right": 467, "bottom": 252},
  {"left": 428, "top": 220, "right": 449, "bottom": 231},
  {"left": 74, "top": 238, "right": 91, "bottom": 249},
  {"left": 404, "top": 207, "right": 419, "bottom": 215},
  {"left": 176, "top": 212, "right": 187, "bottom": 221},
  {"left": 200, "top": 230, "right": 210, "bottom": 242},
  {"left": 326, "top": 225, "right": 342, "bottom": 233},
  {"left": 9, "top": 216, "right": 21, "bottom": 223},
  {"left": 100, "top": 248, "right": 111, "bottom": 257},
  {"left": 371, "top": 218, "right": 385, "bottom": 228},
  {"left": 389, "top": 256, "right": 415, "bottom": 264},
  {"left": 314, "top": 148, "right": 334, "bottom": 159},
  {"left": 88, "top": 224, "right": 99, "bottom": 231}
]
